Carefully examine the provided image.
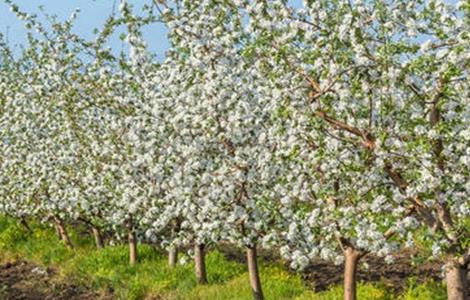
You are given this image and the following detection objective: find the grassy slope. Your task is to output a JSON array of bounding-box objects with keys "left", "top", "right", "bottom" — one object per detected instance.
[{"left": 0, "top": 217, "right": 446, "bottom": 300}]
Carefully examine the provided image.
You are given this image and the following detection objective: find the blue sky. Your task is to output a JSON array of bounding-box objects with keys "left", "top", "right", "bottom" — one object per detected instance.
[
  {"left": 0, "top": 0, "right": 458, "bottom": 60},
  {"left": 0, "top": 0, "right": 170, "bottom": 59},
  {"left": 0, "top": 0, "right": 306, "bottom": 59}
]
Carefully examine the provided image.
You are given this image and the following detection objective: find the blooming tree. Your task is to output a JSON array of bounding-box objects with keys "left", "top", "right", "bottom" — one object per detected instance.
[
  {"left": 234, "top": 0, "right": 470, "bottom": 299},
  {"left": 0, "top": 1, "right": 468, "bottom": 300}
]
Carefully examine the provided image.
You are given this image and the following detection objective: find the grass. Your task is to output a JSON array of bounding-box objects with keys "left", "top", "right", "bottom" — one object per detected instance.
[{"left": 0, "top": 216, "right": 447, "bottom": 300}]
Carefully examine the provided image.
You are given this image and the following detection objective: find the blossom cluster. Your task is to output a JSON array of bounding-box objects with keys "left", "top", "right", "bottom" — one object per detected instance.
[{"left": 0, "top": 0, "right": 468, "bottom": 275}]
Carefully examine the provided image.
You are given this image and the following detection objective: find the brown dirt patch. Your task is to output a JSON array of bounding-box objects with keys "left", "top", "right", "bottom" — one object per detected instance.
[
  {"left": 0, "top": 260, "right": 112, "bottom": 300},
  {"left": 218, "top": 245, "right": 470, "bottom": 294},
  {"left": 300, "top": 251, "right": 443, "bottom": 292}
]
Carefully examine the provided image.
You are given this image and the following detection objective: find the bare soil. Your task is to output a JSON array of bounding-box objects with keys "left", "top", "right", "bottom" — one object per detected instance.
[
  {"left": 1, "top": 247, "right": 468, "bottom": 299},
  {"left": 219, "top": 245, "right": 470, "bottom": 294},
  {"left": 0, "top": 260, "right": 112, "bottom": 300},
  {"left": 300, "top": 251, "right": 442, "bottom": 292}
]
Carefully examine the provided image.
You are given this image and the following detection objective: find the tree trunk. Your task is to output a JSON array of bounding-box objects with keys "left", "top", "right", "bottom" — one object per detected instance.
[
  {"left": 194, "top": 243, "right": 207, "bottom": 284},
  {"left": 246, "top": 245, "right": 264, "bottom": 300},
  {"left": 344, "top": 247, "right": 361, "bottom": 300},
  {"left": 54, "top": 217, "right": 73, "bottom": 249},
  {"left": 128, "top": 228, "right": 138, "bottom": 265},
  {"left": 54, "top": 223, "right": 62, "bottom": 240},
  {"left": 91, "top": 226, "right": 105, "bottom": 249},
  {"left": 445, "top": 260, "right": 468, "bottom": 300},
  {"left": 168, "top": 245, "right": 178, "bottom": 268},
  {"left": 19, "top": 218, "right": 32, "bottom": 233},
  {"left": 429, "top": 86, "right": 469, "bottom": 300}
]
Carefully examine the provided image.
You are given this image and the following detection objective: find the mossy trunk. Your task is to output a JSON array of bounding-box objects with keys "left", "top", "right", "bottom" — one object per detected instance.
[
  {"left": 246, "top": 245, "right": 264, "bottom": 300},
  {"left": 54, "top": 223, "right": 62, "bottom": 240},
  {"left": 128, "top": 228, "right": 138, "bottom": 266},
  {"left": 91, "top": 226, "right": 105, "bottom": 249},
  {"left": 445, "top": 260, "right": 468, "bottom": 300},
  {"left": 54, "top": 217, "right": 73, "bottom": 249},
  {"left": 194, "top": 243, "right": 207, "bottom": 284},
  {"left": 19, "top": 218, "right": 32, "bottom": 233},
  {"left": 343, "top": 247, "right": 361, "bottom": 300},
  {"left": 168, "top": 245, "right": 178, "bottom": 268}
]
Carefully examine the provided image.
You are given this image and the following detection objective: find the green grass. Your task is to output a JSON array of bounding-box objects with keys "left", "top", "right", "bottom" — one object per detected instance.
[
  {"left": 398, "top": 279, "right": 446, "bottom": 300},
  {"left": 0, "top": 216, "right": 447, "bottom": 300}
]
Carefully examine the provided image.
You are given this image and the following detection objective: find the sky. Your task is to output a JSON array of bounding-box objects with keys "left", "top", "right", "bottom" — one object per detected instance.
[
  {"left": 0, "top": 0, "right": 171, "bottom": 59},
  {"left": 0, "top": 0, "right": 307, "bottom": 60},
  {"left": 0, "top": 0, "right": 460, "bottom": 60}
]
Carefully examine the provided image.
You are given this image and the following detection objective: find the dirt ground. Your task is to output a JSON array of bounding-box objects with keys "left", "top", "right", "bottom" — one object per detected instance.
[
  {"left": 219, "top": 245, "right": 470, "bottom": 294},
  {"left": 1, "top": 249, "right": 468, "bottom": 299},
  {"left": 300, "top": 251, "right": 441, "bottom": 292},
  {"left": 0, "top": 260, "right": 112, "bottom": 300}
]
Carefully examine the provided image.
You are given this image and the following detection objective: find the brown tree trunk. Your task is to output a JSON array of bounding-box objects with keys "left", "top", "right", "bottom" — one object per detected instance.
[
  {"left": 194, "top": 243, "right": 207, "bottom": 284},
  {"left": 168, "top": 245, "right": 178, "bottom": 268},
  {"left": 19, "top": 218, "right": 32, "bottom": 233},
  {"left": 54, "top": 217, "right": 73, "bottom": 249},
  {"left": 344, "top": 247, "right": 362, "bottom": 300},
  {"left": 429, "top": 86, "right": 469, "bottom": 300},
  {"left": 246, "top": 245, "right": 264, "bottom": 300},
  {"left": 54, "top": 223, "right": 62, "bottom": 240},
  {"left": 445, "top": 260, "right": 468, "bottom": 300},
  {"left": 128, "top": 228, "right": 138, "bottom": 265},
  {"left": 91, "top": 226, "right": 105, "bottom": 249}
]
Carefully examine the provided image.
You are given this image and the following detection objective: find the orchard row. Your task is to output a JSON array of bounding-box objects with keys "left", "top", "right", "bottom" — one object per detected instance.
[{"left": 0, "top": 1, "right": 468, "bottom": 300}]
